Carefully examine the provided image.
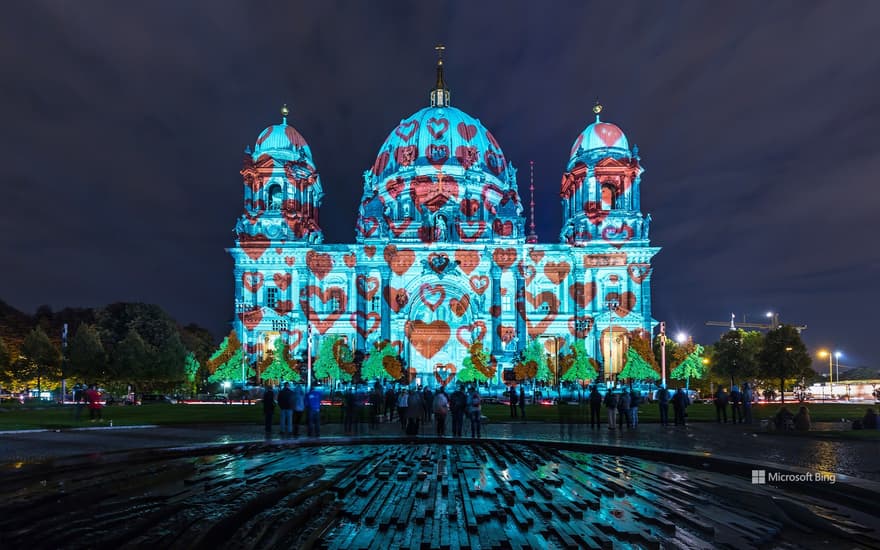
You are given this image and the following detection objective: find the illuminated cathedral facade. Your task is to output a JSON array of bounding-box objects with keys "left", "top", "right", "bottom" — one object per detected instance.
[{"left": 229, "top": 54, "right": 659, "bottom": 386}]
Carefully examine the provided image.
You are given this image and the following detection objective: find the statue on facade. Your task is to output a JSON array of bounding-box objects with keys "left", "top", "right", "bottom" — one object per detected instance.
[{"left": 644, "top": 213, "right": 652, "bottom": 239}]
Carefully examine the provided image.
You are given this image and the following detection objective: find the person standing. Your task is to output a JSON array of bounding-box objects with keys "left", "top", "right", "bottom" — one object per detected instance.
[
  {"left": 672, "top": 388, "right": 689, "bottom": 426},
  {"left": 714, "top": 387, "right": 729, "bottom": 423},
  {"left": 433, "top": 387, "right": 449, "bottom": 436},
  {"left": 519, "top": 386, "right": 526, "bottom": 420},
  {"left": 742, "top": 382, "right": 753, "bottom": 424},
  {"left": 85, "top": 384, "right": 103, "bottom": 422},
  {"left": 262, "top": 384, "right": 276, "bottom": 436},
  {"left": 397, "top": 389, "right": 409, "bottom": 431},
  {"left": 656, "top": 385, "right": 670, "bottom": 427},
  {"left": 604, "top": 389, "right": 619, "bottom": 430},
  {"left": 384, "top": 386, "right": 397, "bottom": 422},
  {"left": 509, "top": 386, "right": 518, "bottom": 418},
  {"left": 468, "top": 386, "right": 482, "bottom": 439},
  {"left": 729, "top": 385, "right": 742, "bottom": 424},
  {"left": 617, "top": 389, "right": 631, "bottom": 429},
  {"left": 422, "top": 387, "right": 433, "bottom": 424},
  {"left": 588, "top": 385, "right": 603, "bottom": 428},
  {"left": 306, "top": 385, "right": 322, "bottom": 437},
  {"left": 292, "top": 383, "right": 305, "bottom": 437},
  {"left": 450, "top": 385, "right": 467, "bottom": 437},
  {"left": 629, "top": 388, "right": 641, "bottom": 428},
  {"left": 406, "top": 388, "right": 423, "bottom": 435},
  {"left": 277, "top": 382, "right": 294, "bottom": 436}
]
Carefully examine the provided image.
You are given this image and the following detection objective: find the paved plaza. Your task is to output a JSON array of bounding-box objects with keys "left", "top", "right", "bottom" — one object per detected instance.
[{"left": 1, "top": 419, "right": 879, "bottom": 548}]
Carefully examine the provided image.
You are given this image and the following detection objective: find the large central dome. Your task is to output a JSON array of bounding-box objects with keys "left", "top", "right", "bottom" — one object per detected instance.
[{"left": 356, "top": 55, "right": 522, "bottom": 244}]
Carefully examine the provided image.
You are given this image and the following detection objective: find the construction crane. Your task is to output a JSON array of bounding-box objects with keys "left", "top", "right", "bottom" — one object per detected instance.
[{"left": 705, "top": 312, "right": 807, "bottom": 333}]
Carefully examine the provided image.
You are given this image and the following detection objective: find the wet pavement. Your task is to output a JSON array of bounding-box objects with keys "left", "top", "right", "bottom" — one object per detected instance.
[{"left": 2, "top": 419, "right": 879, "bottom": 482}]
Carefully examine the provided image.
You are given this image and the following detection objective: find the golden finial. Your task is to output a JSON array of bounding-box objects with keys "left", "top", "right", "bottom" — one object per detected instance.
[
  {"left": 281, "top": 104, "right": 289, "bottom": 121},
  {"left": 431, "top": 44, "right": 449, "bottom": 106},
  {"left": 435, "top": 43, "right": 446, "bottom": 64},
  {"left": 592, "top": 98, "right": 603, "bottom": 115}
]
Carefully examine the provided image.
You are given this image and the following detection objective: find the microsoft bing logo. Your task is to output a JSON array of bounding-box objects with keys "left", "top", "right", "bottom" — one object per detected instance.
[{"left": 751, "top": 470, "right": 766, "bottom": 484}]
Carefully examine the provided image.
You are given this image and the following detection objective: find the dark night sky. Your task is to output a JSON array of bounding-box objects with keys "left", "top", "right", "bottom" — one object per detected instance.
[{"left": 2, "top": 1, "right": 879, "bottom": 371}]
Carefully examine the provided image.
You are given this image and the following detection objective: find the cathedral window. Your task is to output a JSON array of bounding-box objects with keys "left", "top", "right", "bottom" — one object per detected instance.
[
  {"left": 268, "top": 185, "right": 283, "bottom": 210},
  {"left": 266, "top": 287, "right": 278, "bottom": 308},
  {"left": 329, "top": 289, "right": 343, "bottom": 313},
  {"left": 370, "top": 295, "right": 381, "bottom": 312},
  {"left": 272, "top": 319, "right": 288, "bottom": 331}
]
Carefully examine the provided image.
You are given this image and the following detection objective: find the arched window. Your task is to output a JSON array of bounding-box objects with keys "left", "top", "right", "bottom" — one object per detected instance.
[
  {"left": 268, "top": 184, "right": 283, "bottom": 211},
  {"left": 601, "top": 183, "right": 617, "bottom": 210}
]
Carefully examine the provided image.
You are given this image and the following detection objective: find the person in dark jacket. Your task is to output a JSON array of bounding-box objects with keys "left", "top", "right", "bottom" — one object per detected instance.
[
  {"left": 604, "top": 390, "right": 619, "bottom": 430},
  {"left": 588, "top": 386, "right": 603, "bottom": 428},
  {"left": 450, "top": 386, "right": 467, "bottom": 437},
  {"left": 509, "top": 386, "right": 518, "bottom": 418},
  {"left": 729, "top": 385, "right": 742, "bottom": 424},
  {"left": 306, "top": 386, "right": 322, "bottom": 437},
  {"left": 629, "top": 388, "right": 641, "bottom": 428},
  {"left": 714, "top": 387, "right": 729, "bottom": 423},
  {"left": 656, "top": 385, "right": 670, "bottom": 427},
  {"left": 292, "top": 383, "right": 305, "bottom": 437},
  {"left": 277, "top": 382, "right": 294, "bottom": 435},
  {"left": 672, "top": 388, "right": 689, "bottom": 426},
  {"left": 384, "top": 386, "right": 397, "bottom": 422},
  {"left": 742, "top": 383, "right": 754, "bottom": 424},
  {"left": 262, "top": 384, "right": 276, "bottom": 435},
  {"left": 617, "top": 389, "right": 631, "bottom": 429}
]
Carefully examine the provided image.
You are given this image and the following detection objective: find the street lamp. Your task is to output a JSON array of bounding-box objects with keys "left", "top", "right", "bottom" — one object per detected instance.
[
  {"left": 835, "top": 351, "right": 842, "bottom": 384},
  {"left": 676, "top": 332, "right": 688, "bottom": 345},
  {"left": 818, "top": 350, "right": 834, "bottom": 399}
]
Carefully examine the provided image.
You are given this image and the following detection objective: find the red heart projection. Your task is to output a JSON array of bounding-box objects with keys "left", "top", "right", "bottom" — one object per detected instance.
[
  {"left": 256, "top": 127, "right": 273, "bottom": 146},
  {"left": 493, "top": 219, "right": 513, "bottom": 237},
  {"left": 410, "top": 174, "right": 458, "bottom": 211},
  {"left": 500, "top": 288, "right": 508, "bottom": 297},
  {"left": 357, "top": 217, "right": 379, "bottom": 238},
  {"left": 594, "top": 123, "right": 622, "bottom": 146},
  {"left": 484, "top": 150, "right": 505, "bottom": 175},
  {"left": 351, "top": 311, "right": 381, "bottom": 338},
  {"left": 306, "top": 250, "right": 333, "bottom": 280},
  {"left": 481, "top": 184, "right": 503, "bottom": 213},
  {"left": 240, "top": 234, "right": 270, "bottom": 260},
  {"left": 384, "top": 286, "right": 410, "bottom": 313},
  {"left": 284, "top": 329, "right": 303, "bottom": 351},
  {"left": 299, "top": 286, "right": 347, "bottom": 334},
  {"left": 394, "top": 145, "right": 417, "bottom": 167},
  {"left": 456, "top": 221, "right": 487, "bottom": 242},
  {"left": 457, "top": 122, "right": 477, "bottom": 141},
  {"left": 455, "top": 250, "right": 481, "bottom": 274},
  {"left": 274, "top": 301, "right": 293, "bottom": 316},
  {"left": 606, "top": 291, "right": 637, "bottom": 317},
  {"left": 419, "top": 283, "right": 446, "bottom": 312},
  {"left": 273, "top": 272, "right": 291, "bottom": 291},
  {"left": 284, "top": 256, "right": 296, "bottom": 267},
  {"left": 242, "top": 272, "right": 264, "bottom": 293},
  {"left": 569, "top": 282, "right": 597, "bottom": 308},
  {"left": 274, "top": 247, "right": 283, "bottom": 255},
  {"left": 284, "top": 161, "right": 317, "bottom": 192},
  {"left": 459, "top": 198, "right": 480, "bottom": 218},
  {"left": 405, "top": 320, "right": 451, "bottom": 359},
  {"left": 570, "top": 133, "right": 585, "bottom": 156},
  {"left": 497, "top": 324, "right": 515, "bottom": 344},
  {"left": 385, "top": 176, "right": 405, "bottom": 200},
  {"left": 517, "top": 261, "right": 536, "bottom": 285},
  {"left": 492, "top": 248, "right": 517, "bottom": 270},
  {"left": 356, "top": 275, "right": 380, "bottom": 301},
  {"left": 545, "top": 261, "right": 571, "bottom": 285},
  {"left": 627, "top": 264, "right": 652, "bottom": 284},
  {"left": 568, "top": 315, "right": 594, "bottom": 338},
  {"left": 455, "top": 145, "right": 479, "bottom": 170},
  {"left": 384, "top": 245, "right": 415, "bottom": 276},
  {"left": 434, "top": 363, "right": 457, "bottom": 387},
  {"left": 456, "top": 321, "right": 486, "bottom": 347},
  {"left": 426, "top": 144, "right": 450, "bottom": 169},
  {"left": 363, "top": 245, "right": 376, "bottom": 258},
  {"left": 529, "top": 250, "right": 545, "bottom": 264},
  {"left": 344, "top": 253, "right": 357, "bottom": 268},
  {"left": 240, "top": 307, "right": 264, "bottom": 330},
  {"left": 583, "top": 201, "right": 610, "bottom": 225},
  {"left": 427, "top": 253, "right": 451, "bottom": 274},
  {"left": 449, "top": 294, "right": 470, "bottom": 317},
  {"left": 490, "top": 305, "right": 502, "bottom": 318},
  {"left": 469, "top": 275, "right": 489, "bottom": 295},
  {"left": 601, "top": 224, "right": 635, "bottom": 248},
  {"left": 372, "top": 151, "right": 389, "bottom": 175},
  {"left": 387, "top": 218, "right": 413, "bottom": 237},
  {"left": 427, "top": 117, "right": 449, "bottom": 139},
  {"left": 395, "top": 119, "right": 419, "bottom": 141},
  {"left": 517, "top": 290, "right": 559, "bottom": 338},
  {"left": 284, "top": 126, "right": 307, "bottom": 147}
]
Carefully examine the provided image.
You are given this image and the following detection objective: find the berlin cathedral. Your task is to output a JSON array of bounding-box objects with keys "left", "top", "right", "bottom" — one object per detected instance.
[{"left": 229, "top": 51, "right": 659, "bottom": 386}]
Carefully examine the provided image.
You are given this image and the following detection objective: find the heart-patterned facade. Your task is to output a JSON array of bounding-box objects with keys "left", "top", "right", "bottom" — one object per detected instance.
[{"left": 230, "top": 79, "right": 658, "bottom": 386}]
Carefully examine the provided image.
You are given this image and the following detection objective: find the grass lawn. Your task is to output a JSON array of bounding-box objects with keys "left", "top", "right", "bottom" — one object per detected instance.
[{"left": 1, "top": 400, "right": 876, "bottom": 431}]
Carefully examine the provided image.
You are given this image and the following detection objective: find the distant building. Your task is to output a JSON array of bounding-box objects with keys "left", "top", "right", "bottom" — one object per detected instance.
[{"left": 228, "top": 54, "right": 660, "bottom": 386}]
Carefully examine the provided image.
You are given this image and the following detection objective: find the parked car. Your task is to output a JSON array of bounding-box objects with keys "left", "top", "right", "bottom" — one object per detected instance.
[{"left": 139, "top": 394, "right": 177, "bottom": 404}]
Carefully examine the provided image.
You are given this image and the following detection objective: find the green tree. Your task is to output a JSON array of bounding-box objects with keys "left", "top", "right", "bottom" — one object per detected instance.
[
  {"left": 21, "top": 326, "right": 62, "bottom": 394},
  {"left": 361, "top": 340, "right": 397, "bottom": 382},
  {"left": 113, "top": 329, "right": 150, "bottom": 388},
  {"left": 313, "top": 335, "right": 353, "bottom": 385},
  {"left": 459, "top": 342, "right": 496, "bottom": 384},
  {"left": 670, "top": 344, "right": 705, "bottom": 389},
  {"left": 261, "top": 338, "right": 300, "bottom": 383},
  {"left": 560, "top": 340, "right": 598, "bottom": 383},
  {"left": 712, "top": 330, "right": 762, "bottom": 388},
  {"left": 0, "top": 337, "right": 9, "bottom": 375},
  {"left": 184, "top": 352, "right": 200, "bottom": 394},
  {"left": 68, "top": 324, "right": 107, "bottom": 382},
  {"left": 618, "top": 346, "right": 660, "bottom": 383},
  {"left": 523, "top": 339, "right": 552, "bottom": 384},
  {"left": 758, "top": 325, "right": 812, "bottom": 404},
  {"left": 652, "top": 334, "right": 678, "bottom": 372},
  {"left": 152, "top": 332, "right": 187, "bottom": 390},
  {"left": 207, "top": 331, "right": 253, "bottom": 384}
]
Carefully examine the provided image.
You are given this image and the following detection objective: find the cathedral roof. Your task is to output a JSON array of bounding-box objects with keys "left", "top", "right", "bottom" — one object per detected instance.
[
  {"left": 567, "top": 102, "right": 631, "bottom": 169},
  {"left": 252, "top": 105, "right": 315, "bottom": 162}
]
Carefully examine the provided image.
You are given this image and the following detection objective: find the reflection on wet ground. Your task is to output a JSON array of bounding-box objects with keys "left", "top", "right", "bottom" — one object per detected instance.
[{"left": 1, "top": 440, "right": 878, "bottom": 549}]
